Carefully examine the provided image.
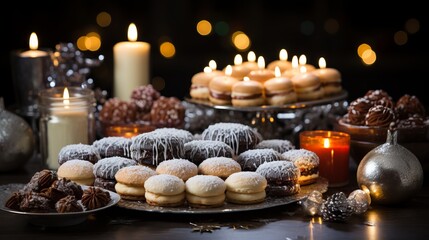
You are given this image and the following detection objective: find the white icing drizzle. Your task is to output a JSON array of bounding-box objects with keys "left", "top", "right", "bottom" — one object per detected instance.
[
  {"left": 58, "top": 143, "right": 101, "bottom": 162},
  {"left": 130, "top": 130, "right": 185, "bottom": 166},
  {"left": 237, "top": 149, "right": 282, "bottom": 170},
  {"left": 92, "top": 137, "right": 132, "bottom": 158},
  {"left": 281, "top": 149, "right": 320, "bottom": 168},
  {"left": 255, "top": 160, "right": 300, "bottom": 181},
  {"left": 92, "top": 156, "right": 138, "bottom": 179},
  {"left": 153, "top": 128, "right": 194, "bottom": 143},
  {"left": 201, "top": 122, "right": 261, "bottom": 155},
  {"left": 184, "top": 140, "right": 234, "bottom": 160},
  {"left": 255, "top": 139, "right": 295, "bottom": 153}
]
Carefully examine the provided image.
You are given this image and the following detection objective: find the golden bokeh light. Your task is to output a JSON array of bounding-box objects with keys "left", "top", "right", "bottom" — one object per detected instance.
[
  {"left": 394, "top": 30, "right": 408, "bottom": 46},
  {"left": 361, "top": 49, "right": 376, "bottom": 65},
  {"left": 405, "top": 18, "right": 420, "bottom": 34},
  {"left": 232, "top": 31, "right": 251, "bottom": 51},
  {"left": 196, "top": 20, "right": 212, "bottom": 36},
  {"left": 96, "top": 11, "right": 111, "bottom": 27},
  {"left": 160, "top": 41, "right": 176, "bottom": 58},
  {"left": 357, "top": 43, "right": 371, "bottom": 58},
  {"left": 77, "top": 36, "right": 88, "bottom": 51}
]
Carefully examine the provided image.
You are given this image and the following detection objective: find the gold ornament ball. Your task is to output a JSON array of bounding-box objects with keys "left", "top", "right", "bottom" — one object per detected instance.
[{"left": 357, "top": 130, "right": 424, "bottom": 205}]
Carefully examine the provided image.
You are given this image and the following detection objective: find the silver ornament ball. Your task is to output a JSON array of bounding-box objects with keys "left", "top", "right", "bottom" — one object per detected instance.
[{"left": 357, "top": 130, "right": 424, "bottom": 205}]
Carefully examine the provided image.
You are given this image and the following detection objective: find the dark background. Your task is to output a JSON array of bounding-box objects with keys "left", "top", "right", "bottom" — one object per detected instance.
[{"left": 1, "top": 0, "right": 427, "bottom": 110}]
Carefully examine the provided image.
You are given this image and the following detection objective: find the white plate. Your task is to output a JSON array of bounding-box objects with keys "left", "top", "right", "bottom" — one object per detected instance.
[
  {"left": 0, "top": 184, "right": 120, "bottom": 227},
  {"left": 117, "top": 177, "right": 328, "bottom": 214}
]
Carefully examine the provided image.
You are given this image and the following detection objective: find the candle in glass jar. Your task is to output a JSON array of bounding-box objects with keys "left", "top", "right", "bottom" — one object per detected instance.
[
  {"left": 299, "top": 130, "right": 350, "bottom": 187},
  {"left": 39, "top": 87, "right": 95, "bottom": 170},
  {"left": 114, "top": 23, "right": 150, "bottom": 101}
]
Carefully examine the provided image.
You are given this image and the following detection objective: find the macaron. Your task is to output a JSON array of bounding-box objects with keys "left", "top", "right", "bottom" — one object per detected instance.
[
  {"left": 264, "top": 76, "right": 297, "bottom": 105},
  {"left": 291, "top": 72, "right": 324, "bottom": 101},
  {"left": 208, "top": 75, "right": 239, "bottom": 105},
  {"left": 231, "top": 80, "right": 265, "bottom": 107}
]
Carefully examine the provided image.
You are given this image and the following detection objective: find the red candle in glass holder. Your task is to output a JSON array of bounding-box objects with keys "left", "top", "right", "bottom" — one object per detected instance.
[{"left": 299, "top": 130, "right": 350, "bottom": 187}]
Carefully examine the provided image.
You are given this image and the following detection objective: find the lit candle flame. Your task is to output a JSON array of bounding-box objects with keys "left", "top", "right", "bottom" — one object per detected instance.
[
  {"left": 292, "top": 55, "right": 299, "bottom": 69},
  {"left": 323, "top": 138, "right": 330, "bottom": 148},
  {"left": 247, "top": 51, "right": 256, "bottom": 62},
  {"left": 243, "top": 76, "right": 250, "bottom": 81},
  {"left": 127, "top": 23, "right": 138, "bottom": 42},
  {"left": 274, "top": 66, "right": 281, "bottom": 77},
  {"left": 225, "top": 65, "right": 232, "bottom": 76},
  {"left": 63, "top": 87, "right": 70, "bottom": 108},
  {"left": 300, "top": 66, "right": 307, "bottom": 73},
  {"left": 257, "top": 56, "right": 265, "bottom": 69},
  {"left": 299, "top": 54, "right": 307, "bottom": 65},
  {"left": 234, "top": 54, "right": 243, "bottom": 65},
  {"left": 209, "top": 60, "right": 217, "bottom": 70},
  {"left": 203, "top": 66, "right": 212, "bottom": 73},
  {"left": 318, "top": 57, "right": 326, "bottom": 69},
  {"left": 279, "top": 49, "right": 288, "bottom": 61},
  {"left": 29, "top": 32, "right": 39, "bottom": 50}
]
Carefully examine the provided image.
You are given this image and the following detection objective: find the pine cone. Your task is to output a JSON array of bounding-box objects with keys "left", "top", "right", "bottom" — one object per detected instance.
[{"left": 320, "top": 192, "right": 354, "bottom": 222}]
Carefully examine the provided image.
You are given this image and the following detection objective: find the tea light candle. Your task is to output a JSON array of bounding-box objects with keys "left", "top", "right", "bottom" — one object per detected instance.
[
  {"left": 267, "top": 49, "right": 292, "bottom": 72},
  {"left": 39, "top": 87, "right": 95, "bottom": 170},
  {"left": 299, "top": 130, "right": 350, "bottom": 187},
  {"left": 241, "top": 51, "right": 259, "bottom": 71},
  {"left": 227, "top": 54, "right": 251, "bottom": 79},
  {"left": 281, "top": 55, "right": 302, "bottom": 79},
  {"left": 247, "top": 56, "right": 275, "bottom": 83},
  {"left": 298, "top": 54, "right": 316, "bottom": 72},
  {"left": 114, "top": 23, "right": 150, "bottom": 101},
  {"left": 311, "top": 57, "right": 342, "bottom": 95}
]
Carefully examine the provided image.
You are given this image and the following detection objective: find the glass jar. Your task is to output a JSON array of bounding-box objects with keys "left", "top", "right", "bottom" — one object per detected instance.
[{"left": 38, "top": 87, "right": 96, "bottom": 170}]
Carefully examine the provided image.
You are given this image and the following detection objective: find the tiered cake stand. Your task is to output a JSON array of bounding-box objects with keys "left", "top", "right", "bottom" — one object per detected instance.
[{"left": 184, "top": 90, "right": 348, "bottom": 143}]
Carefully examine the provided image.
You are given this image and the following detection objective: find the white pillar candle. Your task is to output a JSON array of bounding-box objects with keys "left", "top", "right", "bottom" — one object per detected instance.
[{"left": 114, "top": 23, "right": 150, "bottom": 101}]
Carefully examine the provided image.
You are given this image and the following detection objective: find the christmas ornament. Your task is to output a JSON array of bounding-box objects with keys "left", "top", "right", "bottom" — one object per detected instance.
[
  {"left": 0, "top": 100, "right": 35, "bottom": 172},
  {"left": 357, "top": 130, "right": 424, "bottom": 205},
  {"left": 300, "top": 189, "right": 371, "bottom": 222},
  {"left": 320, "top": 192, "right": 354, "bottom": 222}
]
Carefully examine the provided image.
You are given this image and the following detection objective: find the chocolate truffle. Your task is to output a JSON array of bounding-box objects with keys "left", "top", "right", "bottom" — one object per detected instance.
[{"left": 81, "top": 187, "right": 111, "bottom": 210}]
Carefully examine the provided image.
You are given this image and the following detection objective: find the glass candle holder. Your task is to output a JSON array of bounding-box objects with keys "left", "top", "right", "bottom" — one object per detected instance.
[
  {"left": 299, "top": 130, "right": 350, "bottom": 187},
  {"left": 38, "top": 87, "right": 96, "bottom": 170}
]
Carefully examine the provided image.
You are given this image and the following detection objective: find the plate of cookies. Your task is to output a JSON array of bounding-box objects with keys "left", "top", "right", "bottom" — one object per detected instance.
[
  {"left": 0, "top": 170, "right": 120, "bottom": 227},
  {"left": 116, "top": 177, "right": 328, "bottom": 214}
]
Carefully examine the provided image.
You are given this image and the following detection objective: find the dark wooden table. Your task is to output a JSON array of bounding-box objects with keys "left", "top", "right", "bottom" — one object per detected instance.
[{"left": 1, "top": 156, "right": 429, "bottom": 240}]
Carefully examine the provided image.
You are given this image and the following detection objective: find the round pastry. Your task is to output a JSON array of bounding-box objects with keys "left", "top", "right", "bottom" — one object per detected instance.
[
  {"left": 311, "top": 67, "right": 342, "bottom": 96},
  {"left": 365, "top": 105, "right": 395, "bottom": 127},
  {"left": 225, "top": 171, "right": 267, "bottom": 204},
  {"left": 152, "top": 128, "right": 194, "bottom": 144},
  {"left": 198, "top": 157, "right": 241, "bottom": 179},
  {"left": 263, "top": 76, "right": 297, "bottom": 105},
  {"left": 150, "top": 96, "right": 185, "bottom": 128},
  {"left": 247, "top": 68, "right": 276, "bottom": 84},
  {"left": 208, "top": 74, "right": 240, "bottom": 105},
  {"left": 130, "top": 130, "right": 185, "bottom": 167},
  {"left": 93, "top": 156, "right": 138, "bottom": 192},
  {"left": 5, "top": 191, "right": 25, "bottom": 211},
  {"left": 92, "top": 136, "right": 132, "bottom": 158},
  {"left": 236, "top": 149, "right": 282, "bottom": 171},
  {"left": 114, "top": 165, "right": 157, "bottom": 200},
  {"left": 81, "top": 186, "right": 112, "bottom": 210},
  {"left": 346, "top": 97, "right": 373, "bottom": 125},
  {"left": 130, "top": 84, "right": 161, "bottom": 112},
  {"left": 23, "top": 169, "right": 58, "bottom": 193},
  {"left": 255, "top": 160, "right": 300, "bottom": 197},
  {"left": 185, "top": 175, "right": 226, "bottom": 208},
  {"left": 395, "top": 94, "right": 426, "bottom": 119},
  {"left": 282, "top": 149, "right": 319, "bottom": 185},
  {"left": 144, "top": 174, "right": 186, "bottom": 207},
  {"left": 255, "top": 139, "right": 295, "bottom": 154},
  {"left": 190, "top": 69, "right": 224, "bottom": 100},
  {"left": 183, "top": 140, "right": 234, "bottom": 166},
  {"left": 201, "top": 122, "right": 262, "bottom": 155},
  {"left": 55, "top": 195, "right": 84, "bottom": 213},
  {"left": 19, "top": 192, "right": 54, "bottom": 213},
  {"left": 57, "top": 159, "right": 95, "bottom": 186},
  {"left": 396, "top": 115, "right": 427, "bottom": 128},
  {"left": 364, "top": 89, "right": 392, "bottom": 103},
  {"left": 290, "top": 72, "right": 324, "bottom": 101},
  {"left": 58, "top": 143, "right": 101, "bottom": 166},
  {"left": 155, "top": 158, "right": 198, "bottom": 181},
  {"left": 231, "top": 80, "right": 265, "bottom": 107}
]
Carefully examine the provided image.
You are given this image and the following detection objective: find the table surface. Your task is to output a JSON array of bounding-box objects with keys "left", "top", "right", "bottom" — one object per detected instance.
[{"left": 1, "top": 156, "right": 428, "bottom": 240}]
